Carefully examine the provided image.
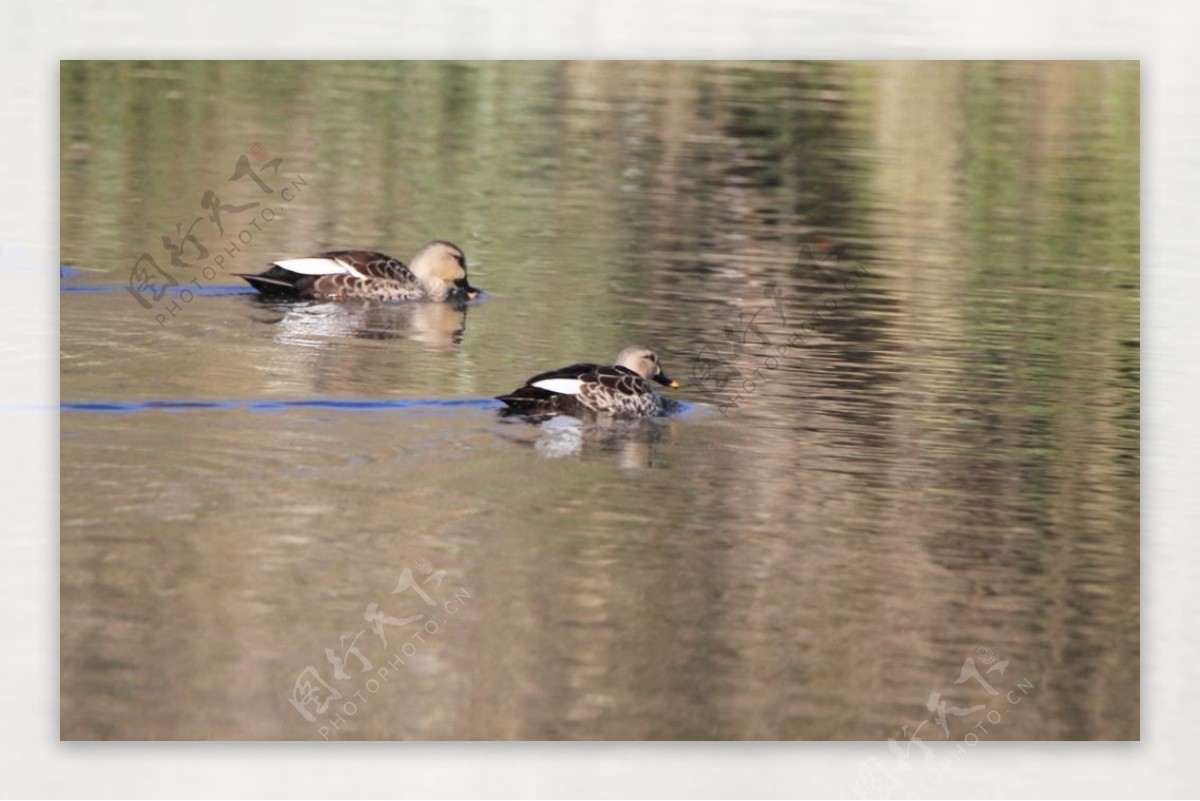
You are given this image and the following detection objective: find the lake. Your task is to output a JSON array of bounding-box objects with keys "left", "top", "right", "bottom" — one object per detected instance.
[{"left": 60, "top": 60, "right": 1139, "bottom": 740}]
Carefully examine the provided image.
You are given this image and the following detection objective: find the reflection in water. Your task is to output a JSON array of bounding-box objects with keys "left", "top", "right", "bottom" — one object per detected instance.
[
  {"left": 498, "top": 413, "right": 680, "bottom": 469},
  {"left": 249, "top": 298, "right": 472, "bottom": 349},
  {"left": 60, "top": 61, "right": 1138, "bottom": 741}
]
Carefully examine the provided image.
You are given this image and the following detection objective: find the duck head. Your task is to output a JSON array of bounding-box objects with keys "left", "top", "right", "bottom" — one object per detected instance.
[
  {"left": 409, "top": 240, "right": 480, "bottom": 301},
  {"left": 616, "top": 344, "right": 680, "bottom": 388}
]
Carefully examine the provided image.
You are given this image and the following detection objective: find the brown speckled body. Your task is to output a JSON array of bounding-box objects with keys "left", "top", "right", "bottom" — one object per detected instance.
[
  {"left": 577, "top": 368, "right": 665, "bottom": 416},
  {"left": 309, "top": 252, "right": 424, "bottom": 300}
]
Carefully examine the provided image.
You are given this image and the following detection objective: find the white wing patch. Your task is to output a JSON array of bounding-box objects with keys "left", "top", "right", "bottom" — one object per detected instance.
[
  {"left": 532, "top": 378, "right": 584, "bottom": 395},
  {"left": 273, "top": 257, "right": 361, "bottom": 277}
]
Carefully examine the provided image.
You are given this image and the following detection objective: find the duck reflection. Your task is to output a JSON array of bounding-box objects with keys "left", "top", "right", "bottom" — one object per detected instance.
[
  {"left": 499, "top": 413, "right": 678, "bottom": 469},
  {"left": 248, "top": 298, "right": 471, "bottom": 350}
]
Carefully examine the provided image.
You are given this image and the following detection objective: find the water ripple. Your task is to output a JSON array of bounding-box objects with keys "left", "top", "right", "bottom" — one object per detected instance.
[
  {"left": 62, "top": 398, "right": 505, "bottom": 413},
  {"left": 61, "top": 398, "right": 705, "bottom": 416}
]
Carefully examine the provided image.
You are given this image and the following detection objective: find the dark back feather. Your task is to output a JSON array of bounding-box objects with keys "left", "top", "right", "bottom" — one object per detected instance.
[{"left": 318, "top": 251, "right": 415, "bottom": 282}]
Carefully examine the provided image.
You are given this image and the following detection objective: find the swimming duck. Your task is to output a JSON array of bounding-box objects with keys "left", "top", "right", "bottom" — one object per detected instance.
[
  {"left": 236, "top": 241, "right": 479, "bottom": 302},
  {"left": 496, "top": 345, "right": 681, "bottom": 417}
]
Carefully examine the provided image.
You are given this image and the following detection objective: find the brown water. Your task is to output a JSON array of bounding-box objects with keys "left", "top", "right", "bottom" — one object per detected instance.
[{"left": 60, "top": 61, "right": 1139, "bottom": 741}]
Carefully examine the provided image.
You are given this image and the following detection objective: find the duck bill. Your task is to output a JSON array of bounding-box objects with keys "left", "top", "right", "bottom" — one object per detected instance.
[{"left": 654, "top": 371, "right": 681, "bottom": 389}]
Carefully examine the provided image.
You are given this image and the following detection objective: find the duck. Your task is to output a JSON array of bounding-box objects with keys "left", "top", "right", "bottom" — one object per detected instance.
[
  {"left": 496, "top": 345, "right": 681, "bottom": 417},
  {"left": 235, "top": 240, "right": 479, "bottom": 302}
]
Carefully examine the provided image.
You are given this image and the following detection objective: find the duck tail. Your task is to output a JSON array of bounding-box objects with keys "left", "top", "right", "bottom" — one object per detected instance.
[
  {"left": 495, "top": 386, "right": 561, "bottom": 411},
  {"left": 494, "top": 392, "right": 529, "bottom": 409},
  {"left": 235, "top": 268, "right": 306, "bottom": 298}
]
